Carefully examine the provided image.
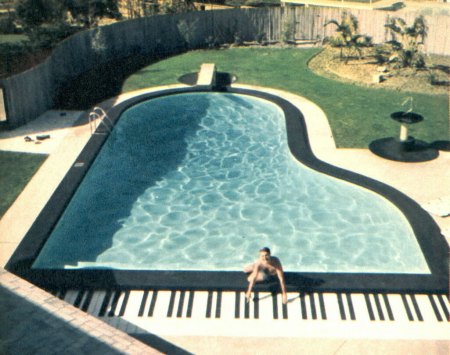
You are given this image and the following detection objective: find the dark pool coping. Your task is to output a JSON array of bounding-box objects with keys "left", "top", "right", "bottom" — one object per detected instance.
[{"left": 6, "top": 86, "right": 449, "bottom": 294}]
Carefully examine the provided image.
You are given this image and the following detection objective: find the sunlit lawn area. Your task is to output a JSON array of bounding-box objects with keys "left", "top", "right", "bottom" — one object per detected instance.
[
  {"left": 0, "top": 151, "right": 47, "bottom": 218},
  {"left": 0, "top": 34, "right": 28, "bottom": 44},
  {"left": 122, "top": 48, "right": 449, "bottom": 148}
]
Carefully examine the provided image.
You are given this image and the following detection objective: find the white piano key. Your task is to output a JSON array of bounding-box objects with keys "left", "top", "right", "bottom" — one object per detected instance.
[
  {"left": 385, "top": 294, "right": 409, "bottom": 322},
  {"left": 111, "top": 291, "right": 127, "bottom": 317},
  {"left": 257, "top": 292, "right": 275, "bottom": 320},
  {"left": 151, "top": 291, "right": 172, "bottom": 319},
  {"left": 286, "top": 292, "right": 301, "bottom": 319},
  {"left": 413, "top": 294, "right": 439, "bottom": 322},
  {"left": 220, "top": 292, "right": 236, "bottom": 320},
  {"left": 190, "top": 291, "right": 209, "bottom": 319},
  {"left": 321, "top": 293, "right": 343, "bottom": 321},
  {"left": 86, "top": 290, "right": 106, "bottom": 316},
  {"left": 123, "top": 291, "right": 144, "bottom": 318},
  {"left": 63, "top": 290, "right": 80, "bottom": 305},
  {"left": 351, "top": 293, "right": 372, "bottom": 322}
]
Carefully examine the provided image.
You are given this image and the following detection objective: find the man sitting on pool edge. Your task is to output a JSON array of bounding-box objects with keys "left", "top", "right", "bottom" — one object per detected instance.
[{"left": 244, "top": 247, "right": 288, "bottom": 304}]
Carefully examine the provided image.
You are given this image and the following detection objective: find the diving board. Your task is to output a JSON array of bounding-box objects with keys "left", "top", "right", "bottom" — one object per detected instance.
[{"left": 196, "top": 63, "right": 216, "bottom": 89}]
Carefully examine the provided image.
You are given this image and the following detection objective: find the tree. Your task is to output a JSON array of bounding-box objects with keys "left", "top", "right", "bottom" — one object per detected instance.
[
  {"left": 15, "top": 0, "right": 65, "bottom": 28},
  {"left": 64, "top": 0, "right": 121, "bottom": 28},
  {"left": 324, "top": 12, "right": 372, "bottom": 64},
  {"left": 384, "top": 15, "right": 428, "bottom": 69}
]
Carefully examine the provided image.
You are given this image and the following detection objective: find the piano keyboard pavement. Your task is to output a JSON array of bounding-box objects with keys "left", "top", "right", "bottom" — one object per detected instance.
[{"left": 53, "top": 289, "right": 450, "bottom": 339}]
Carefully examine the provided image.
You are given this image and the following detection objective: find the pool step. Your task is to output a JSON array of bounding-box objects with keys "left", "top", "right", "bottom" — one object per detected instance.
[{"left": 52, "top": 289, "right": 450, "bottom": 339}]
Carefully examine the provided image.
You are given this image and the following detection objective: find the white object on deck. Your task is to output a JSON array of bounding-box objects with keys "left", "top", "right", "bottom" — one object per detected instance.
[
  {"left": 196, "top": 63, "right": 216, "bottom": 89},
  {"left": 421, "top": 196, "right": 450, "bottom": 217}
]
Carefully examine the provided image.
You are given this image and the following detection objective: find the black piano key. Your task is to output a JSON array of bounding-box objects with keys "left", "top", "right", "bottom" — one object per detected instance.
[
  {"left": 318, "top": 293, "right": 327, "bottom": 320},
  {"left": 428, "top": 295, "right": 443, "bottom": 321},
  {"left": 138, "top": 291, "right": 149, "bottom": 317},
  {"left": 73, "top": 290, "right": 85, "bottom": 309},
  {"left": 310, "top": 293, "right": 317, "bottom": 320},
  {"left": 118, "top": 291, "right": 129, "bottom": 317},
  {"left": 99, "top": 291, "right": 112, "bottom": 317},
  {"left": 272, "top": 292, "right": 279, "bottom": 320},
  {"left": 373, "top": 294, "right": 385, "bottom": 321},
  {"left": 436, "top": 295, "right": 450, "bottom": 321},
  {"left": 346, "top": 294, "right": 356, "bottom": 321},
  {"left": 81, "top": 290, "right": 94, "bottom": 312},
  {"left": 300, "top": 293, "right": 307, "bottom": 320},
  {"left": 186, "top": 291, "right": 194, "bottom": 318},
  {"left": 57, "top": 289, "right": 67, "bottom": 300},
  {"left": 176, "top": 291, "right": 186, "bottom": 318},
  {"left": 401, "top": 294, "right": 414, "bottom": 321},
  {"left": 215, "top": 291, "right": 222, "bottom": 319},
  {"left": 108, "top": 291, "right": 121, "bottom": 317},
  {"left": 206, "top": 291, "right": 213, "bottom": 318},
  {"left": 244, "top": 295, "right": 250, "bottom": 319},
  {"left": 364, "top": 294, "right": 375, "bottom": 321},
  {"left": 282, "top": 302, "right": 288, "bottom": 319},
  {"left": 235, "top": 292, "right": 240, "bottom": 319},
  {"left": 253, "top": 292, "right": 259, "bottom": 319},
  {"left": 410, "top": 295, "right": 423, "bottom": 321},
  {"left": 382, "top": 294, "right": 394, "bottom": 321},
  {"left": 148, "top": 290, "right": 158, "bottom": 317},
  {"left": 337, "top": 293, "right": 346, "bottom": 320},
  {"left": 167, "top": 291, "right": 176, "bottom": 318}
]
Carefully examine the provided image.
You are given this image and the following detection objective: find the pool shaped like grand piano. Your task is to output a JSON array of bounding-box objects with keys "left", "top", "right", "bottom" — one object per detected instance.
[{"left": 33, "top": 93, "right": 430, "bottom": 273}]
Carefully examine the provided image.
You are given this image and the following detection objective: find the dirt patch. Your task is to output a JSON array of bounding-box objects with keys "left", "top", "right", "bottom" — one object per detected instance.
[{"left": 308, "top": 46, "right": 450, "bottom": 95}]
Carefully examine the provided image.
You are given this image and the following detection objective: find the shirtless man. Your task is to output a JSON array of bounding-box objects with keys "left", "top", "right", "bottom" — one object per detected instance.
[{"left": 245, "top": 247, "right": 287, "bottom": 304}]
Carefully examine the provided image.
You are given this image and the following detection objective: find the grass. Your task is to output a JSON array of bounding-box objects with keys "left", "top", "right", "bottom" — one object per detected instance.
[
  {"left": 0, "top": 34, "right": 28, "bottom": 44},
  {"left": 0, "top": 151, "right": 47, "bottom": 218},
  {"left": 121, "top": 47, "right": 449, "bottom": 148}
]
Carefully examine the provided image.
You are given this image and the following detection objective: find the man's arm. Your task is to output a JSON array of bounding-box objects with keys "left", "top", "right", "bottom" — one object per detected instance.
[
  {"left": 275, "top": 260, "right": 287, "bottom": 304},
  {"left": 245, "top": 262, "right": 260, "bottom": 302}
]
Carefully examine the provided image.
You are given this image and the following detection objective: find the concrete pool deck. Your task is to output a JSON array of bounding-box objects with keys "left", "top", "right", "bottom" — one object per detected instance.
[{"left": 0, "top": 84, "right": 449, "bottom": 353}]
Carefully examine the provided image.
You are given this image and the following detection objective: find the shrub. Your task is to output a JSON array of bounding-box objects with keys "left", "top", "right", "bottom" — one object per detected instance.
[
  {"left": 325, "top": 12, "right": 372, "bottom": 63},
  {"left": 383, "top": 15, "right": 428, "bottom": 69}
]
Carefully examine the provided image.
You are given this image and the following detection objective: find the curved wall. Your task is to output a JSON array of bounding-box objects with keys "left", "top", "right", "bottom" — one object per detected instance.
[{"left": 1, "top": 7, "right": 448, "bottom": 128}]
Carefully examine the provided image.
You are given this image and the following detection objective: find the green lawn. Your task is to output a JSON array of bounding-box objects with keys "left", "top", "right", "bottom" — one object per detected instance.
[
  {"left": 0, "top": 34, "right": 28, "bottom": 44},
  {"left": 122, "top": 47, "right": 449, "bottom": 148},
  {"left": 0, "top": 151, "right": 47, "bottom": 218}
]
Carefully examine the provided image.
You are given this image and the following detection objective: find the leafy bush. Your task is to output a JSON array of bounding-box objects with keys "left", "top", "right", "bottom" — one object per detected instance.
[
  {"left": 383, "top": 15, "right": 428, "bottom": 69},
  {"left": 325, "top": 12, "right": 372, "bottom": 63}
]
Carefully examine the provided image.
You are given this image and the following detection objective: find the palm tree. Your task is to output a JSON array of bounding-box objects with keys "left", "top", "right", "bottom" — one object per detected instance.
[
  {"left": 325, "top": 12, "right": 372, "bottom": 64},
  {"left": 384, "top": 15, "right": 428, "bottom": 69}
]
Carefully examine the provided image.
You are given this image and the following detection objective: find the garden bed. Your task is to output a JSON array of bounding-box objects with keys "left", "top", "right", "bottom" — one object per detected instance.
[{"left": 308, "top": 47, "right": 450, "bottom": 96}]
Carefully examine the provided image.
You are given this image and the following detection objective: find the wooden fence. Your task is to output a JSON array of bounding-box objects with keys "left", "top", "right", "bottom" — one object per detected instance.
[{"left": 1, "top": 7, "right": 448, "bottom": 128}]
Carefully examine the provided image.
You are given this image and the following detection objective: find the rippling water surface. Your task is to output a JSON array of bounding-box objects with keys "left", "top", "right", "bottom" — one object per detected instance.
[{"left": 34, "top": 93, "right": 430, "bottom": 273}]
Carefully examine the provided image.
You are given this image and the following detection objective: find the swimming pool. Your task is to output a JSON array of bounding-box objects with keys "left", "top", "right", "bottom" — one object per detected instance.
[{"left": 32, "top": 92, "right": 430, "bottom": 274}]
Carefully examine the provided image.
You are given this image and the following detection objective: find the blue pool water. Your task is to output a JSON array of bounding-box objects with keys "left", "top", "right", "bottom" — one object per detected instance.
[{"left": 33, "top": 93, "right": 430, "bottom": 273}]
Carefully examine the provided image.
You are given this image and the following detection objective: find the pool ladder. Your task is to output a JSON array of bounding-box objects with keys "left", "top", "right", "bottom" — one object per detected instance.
[{"left": 89, "top": 107, "right": 114, "bottom": 135}]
